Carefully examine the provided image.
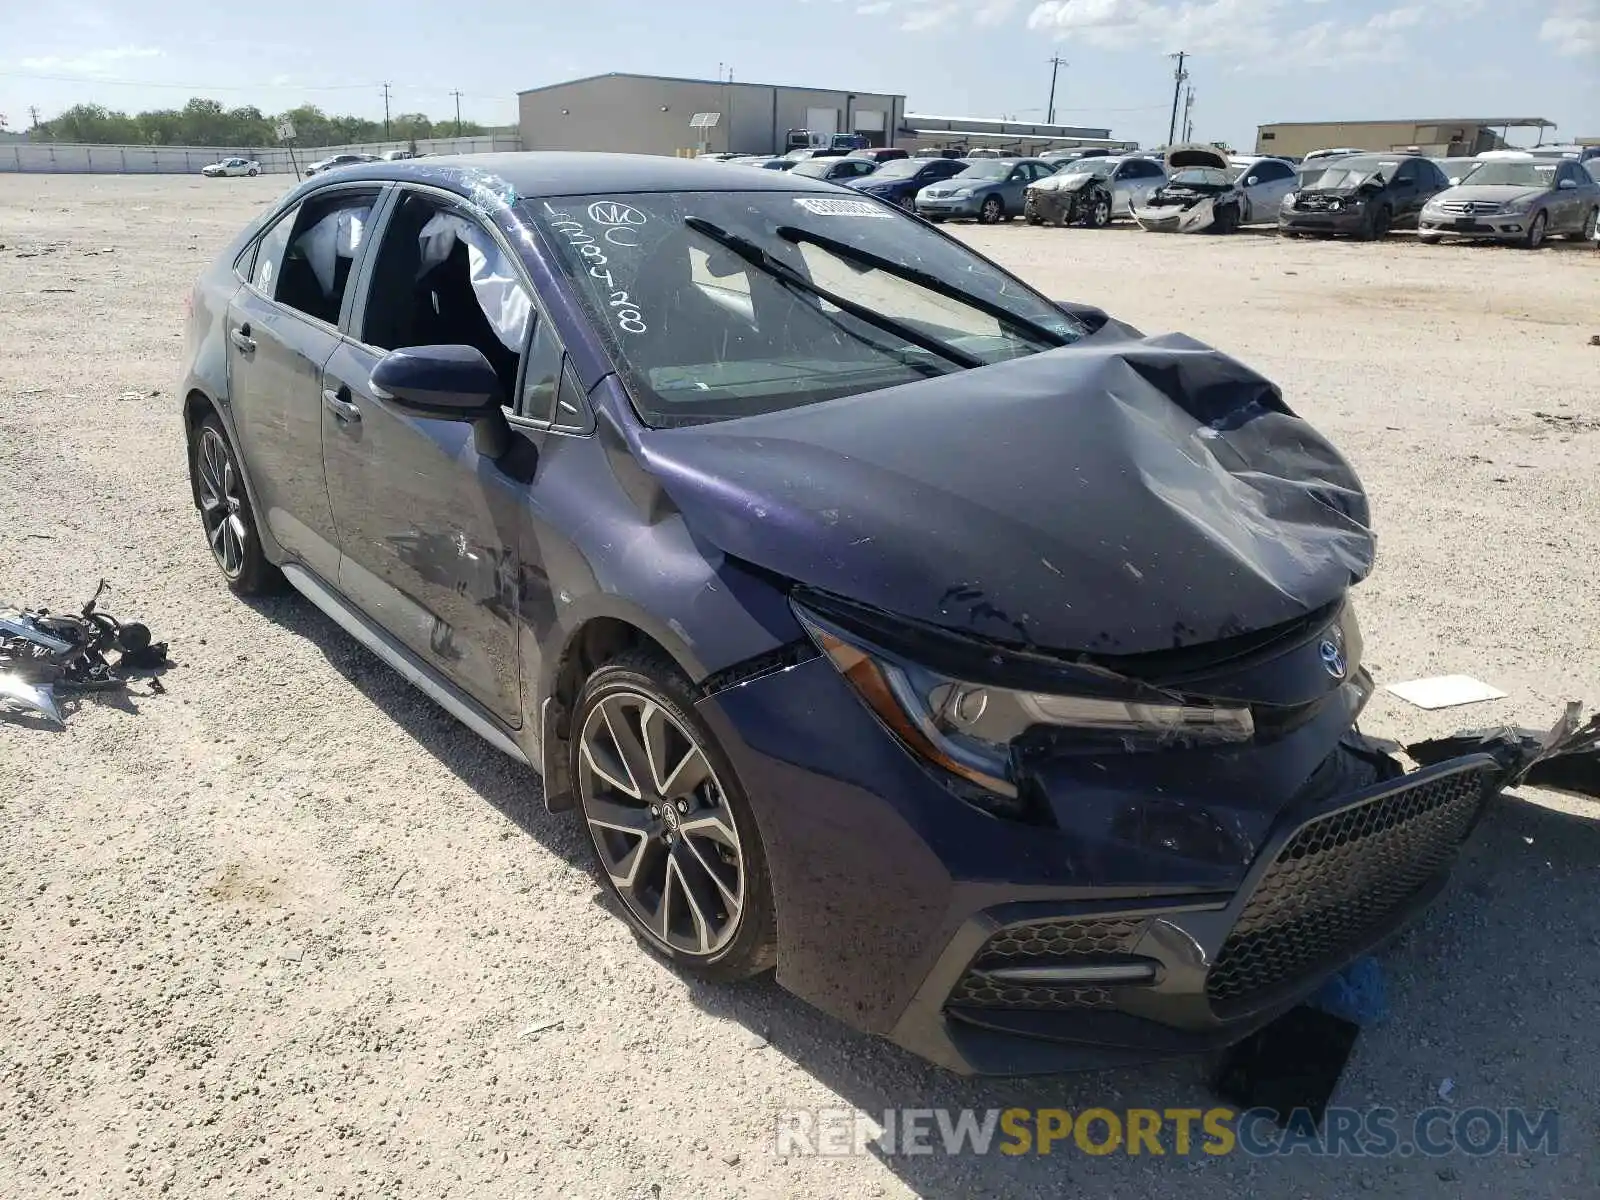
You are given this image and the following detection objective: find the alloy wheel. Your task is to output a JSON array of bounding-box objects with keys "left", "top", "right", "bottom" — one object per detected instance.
[
  {"left": 1089, "top": 196, "right": 1111, "bottom": 228},
  {"left": 1526, "top": 211, "right": 1547, "bottom": 249},
  {"left": 979, "top": 197, "right": 1003, "bottom": 224},
  {"left": 578, "top": 691, "right": 745, "bottom": 958},
  {"left": 196, "top": 427, "right": 248, "bottom": 579}
]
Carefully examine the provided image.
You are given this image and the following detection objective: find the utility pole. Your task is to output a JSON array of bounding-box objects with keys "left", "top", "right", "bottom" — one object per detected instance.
[
  {"left": 1166, "top": 51, "right": 1188, "bottom": 147},
  {"left": 451, "top": 89, "right": 463, "bottom": 136},
  {"left": 1046, "top": 55, "right": 1067, "bottom": 125},
  {"left": 1182, "top": 86, "right": 1195, "bottom": 142},
  {"left": 29, "top": 105, "right": 41, "bottom": 129},
  {"left": 381, "top": 82, "right": 392, "bottom": 139}
]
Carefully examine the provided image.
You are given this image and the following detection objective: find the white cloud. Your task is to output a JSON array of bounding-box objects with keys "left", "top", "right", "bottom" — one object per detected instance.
[
  {"left": 19, "top": 45, "right": 161, "bottom": 75},
  {"left": 856, "top": 0, "right": 892, "bottom": 11},
  {"left": 901, "top": 3, "right": 960, "bottom": 28},
  {"left": 1025, "top": 0, "right": 1470, "bottom": 65},
  {"left": 1541, "top": 0, "right": 1600, "bottom": 54},
  {"left": 974, "top": 0, "right": 1020, "bottom": 23}
]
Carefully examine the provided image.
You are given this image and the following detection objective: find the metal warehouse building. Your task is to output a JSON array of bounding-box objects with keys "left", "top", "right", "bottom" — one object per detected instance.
[
  {"left": 1256, "top": 117, "right": 1556, "bottom": 159},
  {"left": 518, "top": 72, "right": 905, "bottom": 157}
]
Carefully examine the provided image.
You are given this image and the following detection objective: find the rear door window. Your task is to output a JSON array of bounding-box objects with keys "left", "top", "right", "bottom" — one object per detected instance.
[{"left": 270, "top": 189, "right": 381, "bottom": 326}]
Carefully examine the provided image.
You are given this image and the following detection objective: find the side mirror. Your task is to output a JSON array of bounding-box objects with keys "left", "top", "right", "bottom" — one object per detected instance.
[
  {"left": 1558, "top": 178, "right": 1577, "bottom": 190},
  {"left": 370, "top": 345, "right": 503, "bottom": 419},
  {"left": 1245, "top": 176, "right": 1259, "bottom": 186},
  {"left": 370, "top": 345, "right": 513, "bottom": 458}
]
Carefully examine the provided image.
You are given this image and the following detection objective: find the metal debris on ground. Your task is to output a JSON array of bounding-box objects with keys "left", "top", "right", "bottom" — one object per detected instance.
[
  {"left": 1407, "top": 702, "right": 1600, "bottom": 801},
  {"left": 1383, "top": 674, "right": 1507, "bottom": 710},
  {"left": 0, "top": 579, "right": 169, "bottom": 727}
]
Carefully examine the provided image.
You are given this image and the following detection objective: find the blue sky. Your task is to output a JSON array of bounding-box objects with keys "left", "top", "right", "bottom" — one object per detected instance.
[{"left": 1, "top": 0, "right": 1595, "bottom": 149}]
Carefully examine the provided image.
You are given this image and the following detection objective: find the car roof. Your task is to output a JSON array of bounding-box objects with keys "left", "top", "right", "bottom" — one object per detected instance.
[{"left": 335, "top": 151, "right": 845, "bottom": 198}]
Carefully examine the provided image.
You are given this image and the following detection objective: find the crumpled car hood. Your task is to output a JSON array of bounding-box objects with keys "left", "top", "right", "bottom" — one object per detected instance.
[
  {"left": 630, "top": 327, "right": 1374, "bottom": 655},
  {"left": 1031, "top": 172, "right": 1100, "bottom": 193}
]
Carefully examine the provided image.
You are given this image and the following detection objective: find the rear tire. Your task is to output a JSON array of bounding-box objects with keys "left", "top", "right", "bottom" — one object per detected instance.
[
  {"left": 192, "top": 415, "right": 280, "bottom": 596},
  {"left": 571, "top": 649, "right": 778, "bottom": 982},
  {"left": 248, "top": 167, "right": 259, "bottom": 177}
]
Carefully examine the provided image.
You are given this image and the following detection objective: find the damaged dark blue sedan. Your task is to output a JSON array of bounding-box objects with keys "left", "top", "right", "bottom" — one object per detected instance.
[{"left": 179, "top": 153, "right": 1506, "bottom": 1074}]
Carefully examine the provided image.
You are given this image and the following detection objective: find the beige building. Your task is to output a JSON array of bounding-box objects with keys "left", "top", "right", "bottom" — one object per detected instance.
[
  {"left": 1255, "top": 117, "right": 1556, "bottom": 159},
  {"left": 518, "top": 72, "right": 905, "bottom": 157}
]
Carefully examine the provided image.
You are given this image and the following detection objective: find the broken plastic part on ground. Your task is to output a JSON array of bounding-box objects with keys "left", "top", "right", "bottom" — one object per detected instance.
[
  {"left": 0, "top": 579, "right": 169, "bottom": 727},
  {"left": 1405, "top": 701, "right": 1600, "bottom": 801}
]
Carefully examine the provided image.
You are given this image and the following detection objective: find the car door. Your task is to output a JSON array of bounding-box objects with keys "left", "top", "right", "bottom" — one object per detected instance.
[
  {"left": 1551, "top": 162, "right": 1585, "bottom": 232},
  {"left": 1384, "top": 160, "right": 1423, "bottom": 223},
  {"left": 1109, "top": 160, "right": 1151, "bottom": 214},
  {"left": 225, "top": 184, "right": 381, "bottom": 583},
  {"left": 320, "top": 185, "right": 549, "bottom": 725},
  {"left": 1242, "top": 159, "right": 1295, "bottom": 221}
]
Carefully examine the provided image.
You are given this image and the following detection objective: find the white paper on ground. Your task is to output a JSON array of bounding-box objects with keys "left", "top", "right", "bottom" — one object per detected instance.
[{"left": 1383, "top": 675, "right": 1507, "bottom": 710}]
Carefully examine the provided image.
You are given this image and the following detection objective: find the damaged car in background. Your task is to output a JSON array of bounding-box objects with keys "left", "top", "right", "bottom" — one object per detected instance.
[
  {"left": 1024, "top": 154, "right": 1165, "bottom": 227},
  {"left": 1280, "top": 153, "right": 1450, "bottom": 240},
  {"left": 1132, "top": 145, "right": 1297, "bottom": 233},
  {"left": 179, "top": 152, "right": 1568, "bottom": 1075}
]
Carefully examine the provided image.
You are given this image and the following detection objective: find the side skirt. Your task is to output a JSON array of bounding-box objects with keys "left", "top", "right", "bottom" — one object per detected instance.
[{"left": 281, "top": 562, "right": 533, "bottom": 768}]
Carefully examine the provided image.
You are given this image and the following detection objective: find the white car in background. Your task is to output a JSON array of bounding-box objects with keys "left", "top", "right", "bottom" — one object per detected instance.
[
  {"left": 1023, "top": 154, "right": 1167, "bottom": 226},
  {"left": 1132, "top": 145, "right": 1297, "bottom": 233},
  {"left": 201, "top": 157, "right": 260, "bottom": 178},
  {"left": 1300, "top": 147, "right": 1366, "bottom": 165}
]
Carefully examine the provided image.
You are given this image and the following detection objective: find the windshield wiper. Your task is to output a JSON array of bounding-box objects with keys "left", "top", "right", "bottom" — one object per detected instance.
[
  {"left": 683, "top": 216, "right": 984, "bottom": 370},
  {"left": 776, "top": 225, "right": 1072, "bottom": 349}
]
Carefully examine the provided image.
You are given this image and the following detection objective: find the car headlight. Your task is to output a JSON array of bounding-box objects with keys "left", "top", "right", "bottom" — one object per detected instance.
[
  {"left": 949, "top": 187, "right": 974, "bottom": 198},
  {"left": 1282, "top": 191, "right": 1297, "bottom": 209},
  {"left": 1501, "top": 196, "right": 1535, "bottom": 214},
  {"left": 796, "top": 606, "right": 1253, "bottom": 801}
]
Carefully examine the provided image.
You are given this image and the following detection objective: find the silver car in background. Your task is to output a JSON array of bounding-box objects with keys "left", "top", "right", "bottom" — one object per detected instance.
[{"left": 1419, "top": 157, "right": 1600, "bottom": 247}]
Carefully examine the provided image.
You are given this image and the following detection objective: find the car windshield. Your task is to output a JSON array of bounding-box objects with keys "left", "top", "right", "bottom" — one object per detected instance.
[
  {"left": 954, "top": 162, "right": 1011, "bottom": 181},
  {"left": 1439, "top": 160, "right": 1478, "bottom": 183},
  {"left": 528, "top": 191, "right": 1084, "bottom": 427},
  {"left": 869, "top": 159, "right": 928, "bottom": 180},
  {"left": 1170, "top": 167, "right": 1233, "bottom": 186},
  {"left": 1461, "top": 161, "right": 1558, "bottom": 188},
  {"left": 1061, "top": 159, "right": 1114, "bottom": 179},
  {"left": 789, "top": 160, "right": 838, "bottom": 178},
  {"left": 1300, "top": 157, "right": 1398, "bottom": 188}
]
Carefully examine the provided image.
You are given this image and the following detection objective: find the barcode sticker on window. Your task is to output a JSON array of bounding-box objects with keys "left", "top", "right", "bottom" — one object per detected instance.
[{"left": 792, "top": 197, "right": 894, "bottom": 218}]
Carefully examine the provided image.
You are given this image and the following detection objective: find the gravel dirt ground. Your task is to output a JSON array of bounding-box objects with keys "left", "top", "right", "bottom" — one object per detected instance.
[{"left": 2, "top": 174, "right": 1598, "bottom": 1200}]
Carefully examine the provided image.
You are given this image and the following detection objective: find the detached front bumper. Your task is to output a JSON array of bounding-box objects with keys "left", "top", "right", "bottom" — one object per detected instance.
[
  {"left": 698, "top": 650, "right": 1504, "bottom": 1074},
  {"left": 1133, "top": 199, "right": 1216, "bottom": 233},
  {"left": 1279, "top": 208, "right": 1370, "bottom": 235},
  {"left": 1418, "top": 210, "right": 1530, "bottom": 240}
]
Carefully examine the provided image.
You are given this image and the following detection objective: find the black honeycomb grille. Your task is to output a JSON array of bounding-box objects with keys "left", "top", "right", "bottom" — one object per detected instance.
[
  {"left": 946, "top": 917, "right": 1148, "bottom": 1012},
  {"left": 1206, "top": 765, "right": 1494, "bottom": 1008}
]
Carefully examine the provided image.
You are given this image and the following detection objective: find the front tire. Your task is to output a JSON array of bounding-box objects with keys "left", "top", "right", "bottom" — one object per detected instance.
[
  {"left": 1360, "top": 205, "right": 1392, "bottom": 241},
  {"left": 1524, "top": 211, "right": 1548, "bottom": 249},
  {"left": 1086, "top": 192, "right": 1112, "bottom": 229},
  {"left": 248, "top": 167, "right": 259, "bottom": 177},
  {"left": 192, "top": 415, "right": 278, "bottom": 595},
  {"left": 1565, "top": 207, "right": 1598, "bottom": 242},
  {"left": 978, "top": 196, "right": 1004, "bottom": 225},
  {"left": 571, "top": 649, "right": 777, "bottom": 981}
]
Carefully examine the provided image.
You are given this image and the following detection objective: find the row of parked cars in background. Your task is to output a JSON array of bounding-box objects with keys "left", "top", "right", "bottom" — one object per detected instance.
[{"left": 706, "top": 141, "right": 1600, "bottom": 248}]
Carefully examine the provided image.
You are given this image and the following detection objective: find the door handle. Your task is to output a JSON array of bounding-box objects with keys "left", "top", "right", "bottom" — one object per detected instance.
[
  {"left": 229, "top": 325, "right": 255, "bottom": 353},
  {"left": 321, "top": 385, "right": 362, "bottom": 423}
]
